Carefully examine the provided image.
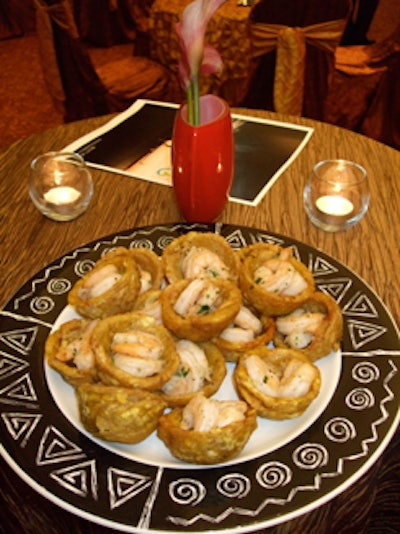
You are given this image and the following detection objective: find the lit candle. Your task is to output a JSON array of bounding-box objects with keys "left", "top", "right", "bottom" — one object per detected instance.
[
  {"left": 44, "top": 186, "right": 81, "bottom": 205},
  {"left": 316, "top": 195, "right": 354, "bottom": 216}
]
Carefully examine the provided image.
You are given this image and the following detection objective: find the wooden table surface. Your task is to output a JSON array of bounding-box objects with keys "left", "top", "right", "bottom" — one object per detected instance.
[{"left": 0, "top": 108, "right": 399, "bottom": 533}]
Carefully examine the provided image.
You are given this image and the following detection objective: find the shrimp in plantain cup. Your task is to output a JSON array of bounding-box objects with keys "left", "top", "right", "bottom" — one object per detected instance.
[
  {"left": 160, "top": 339, "right": 227, "bottom": 407},
  {"left": 273, "top": 291, "right": 343, "bottom": 361},
  {"left": 92, "top": 312, "right": 179, "bottom": 390},
  {"left": 234, "top": 347, "right": 321, "bottom": 420},
  {"left": 162, "top": 231, "right": 240, "bottom": 284},
  {"left": 157, "top": 393, "right": 257, "bottom": 464},
  {"left": 239, "top": 243, "right": 315, "bottom": 316},
  {"left": 45, "top": 318, "right": 98, "bottom": 386},
  {"left": 160, "top": 277, "right": 242, "bottom": 342},
  {"left": 214, "top": 304, "right": 275, "bottom": 362},
  {"left": 68, "top": 247, "right": 141, "bottom": 319}
]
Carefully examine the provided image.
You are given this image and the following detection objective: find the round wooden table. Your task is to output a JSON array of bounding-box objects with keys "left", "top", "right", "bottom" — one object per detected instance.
[{"left": 0, "top": 109, "right": 399, "bottom": 533}]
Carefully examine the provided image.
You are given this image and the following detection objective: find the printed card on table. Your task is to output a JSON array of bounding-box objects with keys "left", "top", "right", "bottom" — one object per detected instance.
[{"left": 64, "top": 99, "right": 314, "bottom": 206}]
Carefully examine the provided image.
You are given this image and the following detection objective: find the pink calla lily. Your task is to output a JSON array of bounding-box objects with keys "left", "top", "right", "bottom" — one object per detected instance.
[
  {"left": 176, "top": 0, "right": 226, "bottom": 125},
  {"left": 201, "top": 44, "right": 224, "bottom": 74}
]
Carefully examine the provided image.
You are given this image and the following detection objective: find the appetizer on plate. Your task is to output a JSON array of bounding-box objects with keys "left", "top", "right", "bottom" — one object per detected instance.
[
  {"left": 45, "top": 318, "right": 98, "bottom": 386},
  {"left": 92, "top": 312, "right": 179, "bottom": 390},
  {"left": 161, "top": 339, "right": 226, "bottom": 406},
  {"left": 45, "top": 230, "right": 344, "bottom": 465},
  {"left": 239, "top": 243, "right": 315, "bottom": 316},
  {"left": 160, "top": 277, "right": 242, "bottom": 341},
  {"left": 234, "top": 347, "right": 321, "bottom": 419},
  {"left": 214, "top": 305, "right": 276, "bottom": 362},
  {"left": 274, "top": 291, "right": 343, "bottom": 361},
  {"left": 76, "top": 383, "right": 167, "bottom": 443},
  {"left": 133, "top": 289, "right": 163, "bottom": 324},
  {"left": 162, "top": 231, "right": 240, "bottom": 284},
  {"left": 68, "top": 247, "right": 141, "bottom": 319},
  {"left": 157, "top": 393, "right": 257, "bottom": 464},
  {"left": 128, "top": 247, "right": 164, "bottom": 294}
]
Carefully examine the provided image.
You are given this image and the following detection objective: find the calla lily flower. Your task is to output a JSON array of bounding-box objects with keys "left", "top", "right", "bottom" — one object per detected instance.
[{"left": 176, "top": 0, "right": 226, "bottom": 125}]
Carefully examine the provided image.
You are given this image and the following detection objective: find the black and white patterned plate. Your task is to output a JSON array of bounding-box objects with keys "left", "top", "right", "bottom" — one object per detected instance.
[{"left": 1, "top": 223, "right": 399, "bottom": 533}]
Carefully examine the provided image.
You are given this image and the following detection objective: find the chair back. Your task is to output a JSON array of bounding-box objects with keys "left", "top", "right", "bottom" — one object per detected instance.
[
  {"left": 360, "top": 50, "right": 400, "bottom": 150},
  {"left": 34, "top": 0, "right": 118, "bottom": 121},
  {"left": 243, "top": 0, "right": 351, "bottom": 119}
]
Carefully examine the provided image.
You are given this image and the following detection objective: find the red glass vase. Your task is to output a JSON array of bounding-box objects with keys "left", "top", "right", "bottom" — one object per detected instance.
[{"left": 171, "top": 94, "right": 234, "bottom": 222}]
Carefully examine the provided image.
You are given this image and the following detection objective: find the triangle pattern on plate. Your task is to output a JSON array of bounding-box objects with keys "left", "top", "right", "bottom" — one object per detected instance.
[
  {"left": 1, "top": 412, "right": 42, "bottom": 448},
  {"left": 50, "top": 459, "right": 98, "bottom": 499},
  {"left": 0, "top": 326, "right": 39, "bottom": 355},
  {"left": 36, "top": 425, "right": 86, "bottom": 465},
  {"left": 0, "top": 351, "right": 29, "bottom": 379},
  {"left": 108, "top": 468, "right": 153, "bottom": 510},
  {"left": 347, "top": 319, "right": 388, "bottom": 350}
]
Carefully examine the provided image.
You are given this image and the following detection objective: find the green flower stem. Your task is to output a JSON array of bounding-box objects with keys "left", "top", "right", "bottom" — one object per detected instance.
[
  {"left": 187, "top": 84, "right": 194, "bottom": 126},
  {"left": 192, "top": 76, "right": 200, "bottom": 126},
  {"left": 187, "top": 78, "right": 200, "bottom": 126}
]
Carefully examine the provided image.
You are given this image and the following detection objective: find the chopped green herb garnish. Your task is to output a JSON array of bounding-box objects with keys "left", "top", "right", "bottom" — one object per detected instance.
[
  {"left": 198, "top": 304, "right": 211, "bottom": 315},
  {"left": 176, "top": 367, "right": 190, "bottom": 377}
]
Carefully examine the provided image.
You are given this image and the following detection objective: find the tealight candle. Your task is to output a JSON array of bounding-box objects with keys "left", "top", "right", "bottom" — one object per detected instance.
[
  {"left": 29, "top": 152, "right": 93, "bottom": 221},
  {"left": 303, "top": 160, "right": 370, "bottom": 232},
  {"left": 44, "top": 185, "right": 81, "bottom": 205},
  {"left": 315, "top": 195, "right": 354, "bottom": 217}
]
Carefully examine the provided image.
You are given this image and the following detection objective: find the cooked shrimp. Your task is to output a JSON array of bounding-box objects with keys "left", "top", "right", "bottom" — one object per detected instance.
[
  {"left": 276, "top": 309, "right": 324, "bottom": 349},
  {"left": 79, "top": 264, "right": 122, "bottom": 299},
  {"left": 219, "top": 306, "right": 262, "bottom": 343},
  {"left": 279, "top": 359, "right": 318, "bottom": 397},
  {"left": 234, "top": 306, "right": 263, "bottom": 334},
  {"left": 215, "top": 400, "right": 247, "bottom": 428},
  {"left": 181, "top": 394, "right": 219, "bottom": 431},
  {"left": 173, "top": 279, "right": 221, "bottom": 317},
  {"left": 254, "top": 259, "right": 307, "bottom": 296},
  {"left": 277, "top": 247, "right": 294, "bottom": 261},
  {"left": 111, "top": 330, "right": 164, "bottom": 359},
  {"left": 244, "top": 354, "right": 316, "bottom": 398},
  {"left": 244, "top": 354, "right": 281, "bottom": 397},
  {"left": 253, "top": 248, "right": 307, "bottom": 296},
  {"left": 219, "top": 327, "right": 255, "bottom": 344},
  {"left": 162, "top": 340, "right": 210, "bottom": 396},
  {"left": 112, "top": 353, "right": 164, "bottom": 377},
  {"left": 136, "top": 299, "right": 163, "bottom": 324},
  {"left": 181, "top": 394, "right": 247, "bottom": 431},
  {"left": 139, "top": 269, "right": 152, "bottom": 294},
  {"left": 56, "top": 320, "right": 97, "bottom": 370},
  {"left": 181, "top": 246, "right": 230, "bottom": 280},
  {"left": 111, "top": 329, "right": 164, "bottom": 377}
]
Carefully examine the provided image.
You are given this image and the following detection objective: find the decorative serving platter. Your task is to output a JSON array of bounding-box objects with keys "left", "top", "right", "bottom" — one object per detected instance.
[{"left": 1, "top": 223, "right": 399, "bottom": 533}]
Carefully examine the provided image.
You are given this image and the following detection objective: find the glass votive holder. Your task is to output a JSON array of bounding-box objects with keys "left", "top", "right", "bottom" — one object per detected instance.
[
  {"left": 29, "top": 151, "right": 93, "bottom": 221},
  {"left": 303, "top": 159, "right": 370, "bottom": 232}
]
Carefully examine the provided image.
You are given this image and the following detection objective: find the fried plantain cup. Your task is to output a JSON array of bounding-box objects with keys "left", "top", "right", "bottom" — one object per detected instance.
[
  {"left": 92, "top": 312, "right": 179, "bottom": 390},
  {"left": 161, "top": 231, "right": 240, "bottom": 284},
  {"left": 133, "top": 289, "right": 163, "bottom": 324},
  {"left": 239, "top": 243, "right": 315, "bottom": 316},
  {"left": 68, "top": 247, "right": 141, "bottom": 319},
  {"left": 76, "top": 383, "right": 167, "bottom": 443},
  {"left": 273, "top": 291, "right": 343, "bottom": 361},
  {"left": 157, "top": 401, "right": 257, "bottom": 465},
  {"left": 214, "top": 313, "right": 276, "bottom": 363},
  {"left": 45, "top": 318, "right": 98, "bottom": 387},
  {"left": 160, "top": 341, "right": 227, "bottom": 407},
  {"left": 128, "top": 247, "right": 164, "bottom": 293},
  {"left": 160, "top": 278, "right": 242, "bottom": 342},
  {"left": 234, "top": 347, "right": 321, "bottom": 420}
]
